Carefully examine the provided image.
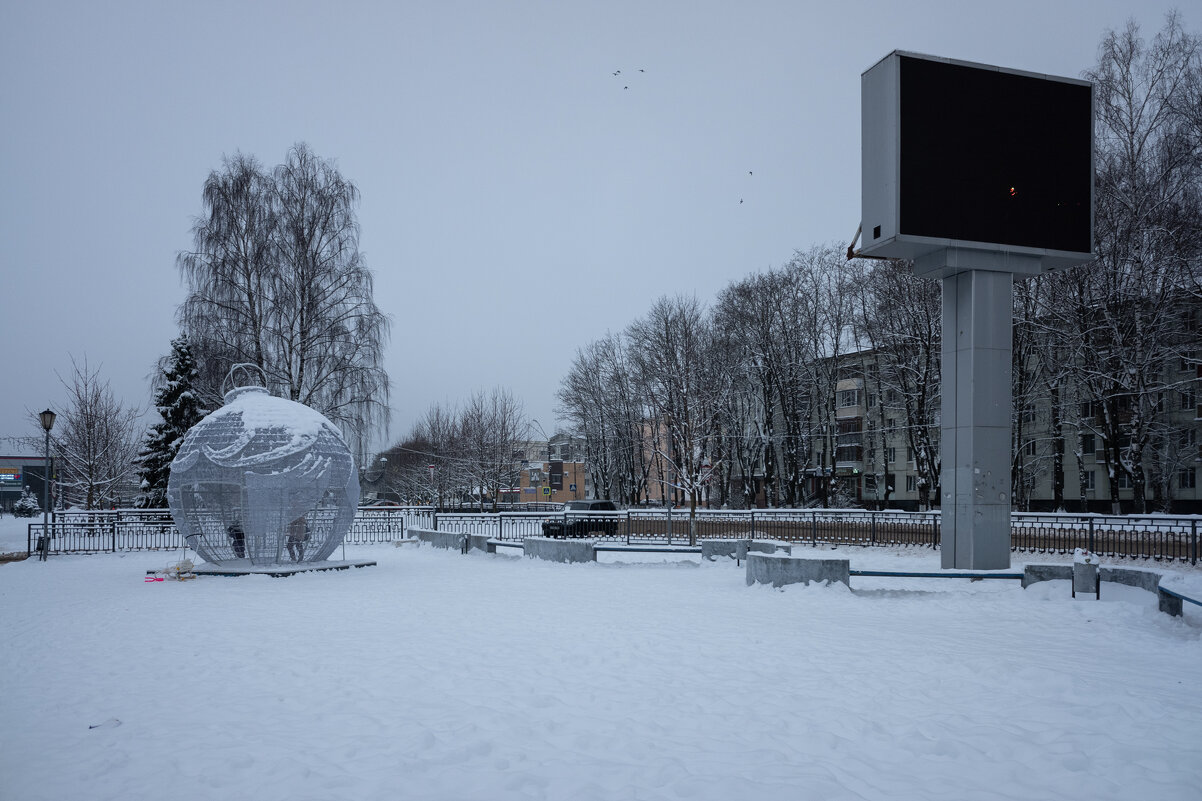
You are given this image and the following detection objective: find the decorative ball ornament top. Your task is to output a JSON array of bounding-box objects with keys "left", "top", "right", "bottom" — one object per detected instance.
[{"left": 166, "top": 385, "right": 360, "bottom": 565}]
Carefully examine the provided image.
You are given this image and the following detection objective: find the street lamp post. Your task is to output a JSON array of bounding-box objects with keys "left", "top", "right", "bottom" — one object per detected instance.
[{"left": 38, "top": 408, "right": 56, "bottom": 561}]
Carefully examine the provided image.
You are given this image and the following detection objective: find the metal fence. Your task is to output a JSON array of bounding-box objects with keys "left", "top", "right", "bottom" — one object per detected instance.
[
  {"left": 16, "top": 507, "right": 1201, "bottom": 565},
  {"left": 1010, "top": 513, "right": 1200, "bottom": 563},
  {"left": 22, "top": 507, "right": 436, "bottom": 555}
]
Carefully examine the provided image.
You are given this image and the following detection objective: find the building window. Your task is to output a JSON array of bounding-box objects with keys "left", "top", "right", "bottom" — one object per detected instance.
[
  {"left": 836, "top": 419, "right": 863, "bottom": 463},
  {"left": 839, "top": 389, "right": 860, "bottom": 408},
  {"left": 1181, "top": 429, "right": 1200, "bottom": 460},
  {"left": 1083, "top": 470, "right": 1096, "bottom": 491},
  {"left": 863, "top": 475, "right": 877, "bottom": 493},
  {"left": 1080, "top": 399, "right": 1101, "bottom": 419},
  {"left": 906, "top": 446, "right": 915, "bottom": 463},
  {"left": 1116, "top": 471, "right": 1133, "bottom": 490},
  {"left": 1024, "top": 440, "right": 1037, "bottom": 457},
  {"left": 905, "top": 474, "right": 917, "bottom": 493},
  {"left": 867, "top": 393, "right": 877, "bottom": 408},
  {"left": 1181, "top": 386, "right": 1196, "bottom": 411},
  {"left": 1179, "top": 467, "right": 1197, "bottom": 490},
  {"left": 886, "top": 447, "right": 897, "bottom": 464},
  {"left": 886, "top": 418, "right": 897, "bottom": 430},
  {"left": 1080, "top": 433, "right": 1095, "bottom": 454}
]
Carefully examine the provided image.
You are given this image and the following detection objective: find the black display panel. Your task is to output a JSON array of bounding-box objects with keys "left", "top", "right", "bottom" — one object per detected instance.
[{"left": 899, "top": 56, "right": 1092, "bottom": 253}]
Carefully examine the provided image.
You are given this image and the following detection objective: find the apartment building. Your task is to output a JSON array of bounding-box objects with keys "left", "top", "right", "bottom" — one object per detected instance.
[
  {"left": 506, "top": 435, "right": 591, "bottom": 504},
  {"left": 807, "top": 350, "right": 1202, "bottom": 513}
]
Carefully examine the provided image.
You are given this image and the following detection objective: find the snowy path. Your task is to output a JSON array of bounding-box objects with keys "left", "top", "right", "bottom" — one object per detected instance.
[{"left": 1, "top": 543, "right": 1200, "bottom": 801}]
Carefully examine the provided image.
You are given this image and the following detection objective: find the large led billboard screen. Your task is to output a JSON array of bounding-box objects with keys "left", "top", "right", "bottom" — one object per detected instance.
[{"left": 860, "top": 51, "right": 1093, "bottom": 269}]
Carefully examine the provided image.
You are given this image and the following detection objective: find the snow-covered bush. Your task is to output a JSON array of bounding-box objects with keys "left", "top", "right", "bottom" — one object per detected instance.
[{"left": 12, "top": 487, "right": 41, "bottom": 518}]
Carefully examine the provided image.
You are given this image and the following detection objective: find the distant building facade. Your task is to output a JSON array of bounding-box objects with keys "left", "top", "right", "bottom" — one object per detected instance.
[
  {"left": 503, "top": 435, "right": 591, "bottom": 504},
  {"left": 0, "top": 455, "right": 52, "bottom": 513},
  {"left": 789, "top": 349, "right": 1202, "bottom": 514}
]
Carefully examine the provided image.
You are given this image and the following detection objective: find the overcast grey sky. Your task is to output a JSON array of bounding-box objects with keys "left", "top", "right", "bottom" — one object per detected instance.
[{"left": 0, "top": 0, "right": 1189, "bottom": 451}]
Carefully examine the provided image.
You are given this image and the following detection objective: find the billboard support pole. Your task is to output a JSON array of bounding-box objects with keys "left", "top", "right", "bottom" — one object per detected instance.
[{"left": 939, "top": 267, "right": 1014, "bottom": 570}]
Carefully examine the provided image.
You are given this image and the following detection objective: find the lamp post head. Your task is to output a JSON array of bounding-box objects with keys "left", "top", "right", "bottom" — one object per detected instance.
[{"left": 39, "top": 409, "right": 56, "bottom": 432}]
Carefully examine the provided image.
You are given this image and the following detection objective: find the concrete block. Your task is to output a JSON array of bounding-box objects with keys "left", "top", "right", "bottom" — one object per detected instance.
[
  {"left": 1100, "top": 566, "right": 1162, "bottom": 594},
  {"left": 1158, "top": 589, "right": 1183, "bottom": 617},
  {"left": 745, "top": 553, "right": 849, "bottom": 588},
  {"left": 759, "top": 539, "right": 793, "bottom": 555},
  {"left": 467, "top": 534, "right": 492, "bottom": 553},
  {"left": 735, "top": 540, "right": 792, "bottom": 561},
  {"left": 701, "top": 540, "right": 744, "bottom": 561},
  {"left": 1024, "top": 562, "right": 1190, "bottom": 618},
  {"left": 410, "top": 527, "right": 466, "bottom": 550},
  {"left": 523, "top": 536, "right": 596, "bottom": 563},
  {"left": 1022, "top": 563, "right": 1072, "bottom": 588}
]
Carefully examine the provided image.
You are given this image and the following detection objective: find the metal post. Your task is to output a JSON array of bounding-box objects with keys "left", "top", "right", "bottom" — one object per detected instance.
[
  {"left": 1191, "top": 519, "right": 1197, "bottom": 566},
  {"left": 40, "top": 427, "right": 50, "bottom": 561},
  {"left": 1088, "top": 516, "right": 1095, "bottom": 555},
  {"left": 750, "top": 510, "right": 756, "bottom": 540},
  {"left": 871, "top": 512, "right": 877, "bottom": 544}
]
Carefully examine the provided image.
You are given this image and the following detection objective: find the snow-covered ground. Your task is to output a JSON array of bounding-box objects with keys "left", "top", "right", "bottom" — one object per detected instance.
[
  {"left": 0, "top": 514, "right": 36, "bottom": 555},
  {"left": 1, "top": 517, "right": 1200, "bottom": 801}
]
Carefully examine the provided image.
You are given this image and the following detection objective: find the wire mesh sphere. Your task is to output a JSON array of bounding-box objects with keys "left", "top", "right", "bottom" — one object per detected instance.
[{"left": 166, "top": 386, "right": 360, "bottom": 566}]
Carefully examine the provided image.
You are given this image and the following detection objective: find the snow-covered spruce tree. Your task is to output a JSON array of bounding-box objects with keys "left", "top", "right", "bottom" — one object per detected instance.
[
  {"left": 13, "top": 486, "right": 41, "bottom": 517},
  {"left": 135, "top": 337, "right": 206, "bottom": 508}
]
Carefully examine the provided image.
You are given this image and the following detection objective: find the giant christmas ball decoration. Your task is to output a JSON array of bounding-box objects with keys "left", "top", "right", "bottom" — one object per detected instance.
[{"left": 166, "top": 386, "right": 359, "bottom": 565}]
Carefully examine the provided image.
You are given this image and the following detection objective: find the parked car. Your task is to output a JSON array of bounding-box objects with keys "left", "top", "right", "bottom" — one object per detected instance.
[
  {"left": 361, "top": 499, "right": 401, "bottom": 508},
  {"left": 541, "top": 499, "right": 620, "bottom": 538}
]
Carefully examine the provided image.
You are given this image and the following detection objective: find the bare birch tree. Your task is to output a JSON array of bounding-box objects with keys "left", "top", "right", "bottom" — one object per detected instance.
[
  {"left": 714, "top": 272, "right": 782, "bottom": 508},
  {"left": 177, "top": 144, "right": 391, "bottom": 460},
  {"left": 460, "top": 387, "right": 527, "bottom": 510},
  {"left": 50, "top": 357, "right": 141, "bottom": 509},
  {"left": 852, "top": 260, "right": 942, "bottom": 509},
  {"left": 1063, "top": 14, "right": 1202, "bottom": 512},
  {"left": 628, "top": 295, "right": 731, "bottom": 543}
]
